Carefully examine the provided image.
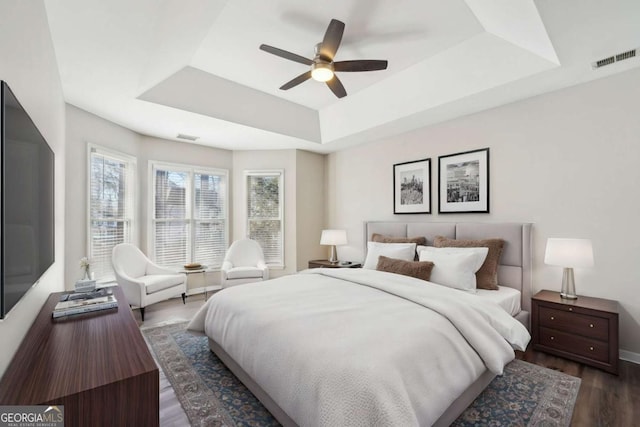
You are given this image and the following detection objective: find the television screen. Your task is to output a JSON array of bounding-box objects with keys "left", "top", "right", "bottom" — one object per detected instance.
[{"left": 1, "top": 81, "right": 55, "bottom": 319}]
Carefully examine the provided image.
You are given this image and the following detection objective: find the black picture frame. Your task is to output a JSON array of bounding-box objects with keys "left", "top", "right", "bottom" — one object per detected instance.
[
  {"left": 438, "top": 148, "right": 489, "bottom": 214},
  {"left": 393, "top": 158, "right": 431, "bottom": 214}
]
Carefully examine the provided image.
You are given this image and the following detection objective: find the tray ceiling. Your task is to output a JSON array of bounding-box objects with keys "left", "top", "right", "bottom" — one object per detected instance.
[{"left": 44, "top": 0, "right": 640, "bottom": 152}]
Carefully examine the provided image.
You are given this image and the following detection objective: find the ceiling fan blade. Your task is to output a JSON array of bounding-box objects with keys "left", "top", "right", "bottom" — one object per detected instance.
[
  {"left": 259, "top": 44, "right": 313, "bottom": 66},
  {"left": 334, "top": 60, "right": 388, "bottom": 72},
  {"left": 326, "top": 75, "right": 347, "bottom": 98},
  {"left": 280, "top": 71, "right": 312, "bottom": 90},
  {"left": 319, "top": 19, "right": 345, "bottom": 61}
]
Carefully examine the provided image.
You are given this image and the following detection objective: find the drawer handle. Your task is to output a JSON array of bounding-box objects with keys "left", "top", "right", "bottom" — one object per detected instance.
[
  {"left": 569, "top": 308, "right": 573, "bottom": 312},
  {"left": 590, "top": 324, "right": 594, "bottom": 328},
  {"left": 550, "top": 316, "right": 555, "bottom": 320},
  {"left": 550, "top": 336, "right": 555, "bottom": 340},
  {"left": 589, "top": 346, "right": 594, "bottom": 351}
]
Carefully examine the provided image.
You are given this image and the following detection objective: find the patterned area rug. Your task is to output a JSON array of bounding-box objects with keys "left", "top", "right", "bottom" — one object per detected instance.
[{"left": 143, "top": 322, "right": 581, "bottom": 427}]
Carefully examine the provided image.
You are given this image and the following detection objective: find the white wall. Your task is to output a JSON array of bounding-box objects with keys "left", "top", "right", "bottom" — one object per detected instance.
[
  {"left": 138, "top": 135, "right": 234, "bottom": 255},
  {"left": 0, "top": 1, "right": 66, "bottom": 374},
  {"left": 139, "top": 135, "right": 233, "bottom": 290},
  {"left": 65, "top": 105, "right": 141, "bottom": 287},
  {"left": 232, "top": 150, "right": 298, "bottom": 278},
  {"left": 295, "top": 150, "right": 326, "bottom": 270},
  {"left": 232, "top": 149, "right": 326, "bottom": 275},
  {"left": 327, "top": 67, "right": 640, "bottom": 357},
  {"left": 65, "top": 106, "right": 234, "bottom": 292}
]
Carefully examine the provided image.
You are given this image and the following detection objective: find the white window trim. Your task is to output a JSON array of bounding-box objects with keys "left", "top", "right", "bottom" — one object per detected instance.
[
  {"left": 148, "top": 160, "right": 229, "bottom": 269},
  {"left": 245, "top": 169, "right": 285, "bottom": 269},
  {"left": 87, "top": 143, "right": 137, "bottom": 283}
]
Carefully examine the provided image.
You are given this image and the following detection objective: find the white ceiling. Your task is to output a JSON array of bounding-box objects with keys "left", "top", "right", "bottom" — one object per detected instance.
[{"left": 44, "top": 0, "right": 640, "bottom": 153}]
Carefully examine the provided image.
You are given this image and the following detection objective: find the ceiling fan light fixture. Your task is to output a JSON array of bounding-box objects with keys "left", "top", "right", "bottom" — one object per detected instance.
[
  {"left": 260, "top": 19, "right": 387, "bottom": 98},
  {"left": 311, "top": 62, "right": 334, "bottom": 82}
]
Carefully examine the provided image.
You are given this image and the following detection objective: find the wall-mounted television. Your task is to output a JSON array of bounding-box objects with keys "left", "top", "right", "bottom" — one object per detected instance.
[{"left": 1, "top": 81, "right": 55, "bottom": 319}]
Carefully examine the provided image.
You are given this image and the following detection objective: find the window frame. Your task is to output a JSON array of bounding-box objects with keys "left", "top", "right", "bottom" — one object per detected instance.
[
  {"left": 245, "top": 169, "right": 285, "bottom": 269},
  {"left": 149, "top": 160, "right": 229, "bottom": 269},
  {"left": 86, "top": 144, "right": 137, "bottom": 283}
]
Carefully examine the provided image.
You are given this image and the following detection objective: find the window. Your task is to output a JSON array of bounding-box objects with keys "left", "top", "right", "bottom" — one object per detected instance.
[
  {"left": 246, "top": 170, "right": 284, "bottom": 266},
  {"left": 151, "top": 162, "right": 228, "bottom": 268},
  {"left": 88, "top": 145, "right": 136, "bottom": 281}
]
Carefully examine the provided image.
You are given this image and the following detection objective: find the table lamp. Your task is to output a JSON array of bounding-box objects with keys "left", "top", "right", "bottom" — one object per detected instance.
[
  {"left": 544, "top": 238, "right": 594, "bottom": 299},
  {"left": 320, "top": 229, "right": 347, "bottom": 264}
]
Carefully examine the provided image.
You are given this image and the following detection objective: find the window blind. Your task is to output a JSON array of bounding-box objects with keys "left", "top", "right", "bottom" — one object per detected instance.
[
  {"left": 246, "top": 172, "right": 283, "bottom": 265},
  {"left": 89, "top": 147, "right": 136, "bottom": 281},
  {"left": 151, "top": 164, "right": 228, "bottom": 268},
  {"left": 154, "top": 168, "right": 189, "bottom": 266},
  {"left": 194, "top": 173, "right": 227, "bottom": 267}
]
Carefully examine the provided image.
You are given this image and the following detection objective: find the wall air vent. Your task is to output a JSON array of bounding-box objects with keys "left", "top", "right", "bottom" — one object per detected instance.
[
  {"left": 177, "top": 133, "right": 199, "bottom": 141},
  {"left": 616, "top": 49, "right": 636, "bottom": 61},
  {"left": 592, "top": 48, "right": 637, "bottom": 69}
]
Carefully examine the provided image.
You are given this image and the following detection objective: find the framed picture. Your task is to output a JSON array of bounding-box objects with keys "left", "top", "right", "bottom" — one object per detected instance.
[
  {"left": 393, "top": 158, "right": 431, "bottom": 214},
  {"left": 438, "top": 148, "right": 489, "bottom": 213}
]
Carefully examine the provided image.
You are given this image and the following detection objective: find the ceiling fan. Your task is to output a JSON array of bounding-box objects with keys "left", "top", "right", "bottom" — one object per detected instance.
[{"left": 259, "top": 19, "right": 388, "bottom": 99}]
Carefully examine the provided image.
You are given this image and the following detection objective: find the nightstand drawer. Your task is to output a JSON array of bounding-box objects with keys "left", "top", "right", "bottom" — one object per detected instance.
[
  {"left": 539, "top": 327, "right": 609, "bottom": 363},
  {"left": 538, "top": 306, "right": 609, "bottom": 341},
  {"left": 532, "top": 290, "right": 619, "bottom": 375}
]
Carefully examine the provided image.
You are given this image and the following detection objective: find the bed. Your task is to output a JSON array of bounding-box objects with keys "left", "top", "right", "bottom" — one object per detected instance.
[{"left": 189, "top": 221, "right": 532, "bottom": 426}]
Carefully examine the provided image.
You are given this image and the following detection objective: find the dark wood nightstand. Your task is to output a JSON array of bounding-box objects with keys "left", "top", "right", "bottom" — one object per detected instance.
[
  {"left": 308, "top": 260, "right": 362, "bottom": 269},
  {"left": 532, "top": 290, "right": 619, "bottom": 374}
]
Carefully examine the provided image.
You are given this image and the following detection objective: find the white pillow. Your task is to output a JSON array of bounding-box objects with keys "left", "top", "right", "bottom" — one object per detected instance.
[
  {"left": 418, "top": 247, "right": 489, "bottom": 292},
  {"left": 363, "top": 242, "right": 417, "bottom": 270}
]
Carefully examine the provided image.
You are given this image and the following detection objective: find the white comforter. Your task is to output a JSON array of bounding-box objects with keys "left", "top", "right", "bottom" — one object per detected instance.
[{"left": 188, "top": 268, "right": 530, "bottom": 426}]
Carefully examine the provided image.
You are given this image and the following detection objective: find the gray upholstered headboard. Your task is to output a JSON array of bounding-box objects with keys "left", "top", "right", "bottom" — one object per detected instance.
[{"left": 364, "top": 221, "right": 533, "bottom": 320}]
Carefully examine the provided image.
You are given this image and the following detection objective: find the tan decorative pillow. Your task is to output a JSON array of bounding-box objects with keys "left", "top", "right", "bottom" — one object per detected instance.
[
  {"left": 376, "top": 255, "right": 434, "bottom": 282},
  {"left": 371, "top": 233, "right": 427, "bottom": 246},
  {"left": 433, "top": 236, "right": 505, "bottom": 290}
]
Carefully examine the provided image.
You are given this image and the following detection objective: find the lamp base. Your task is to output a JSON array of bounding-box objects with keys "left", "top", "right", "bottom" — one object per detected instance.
[
  {"left": 560, "top": 267, "right": 578, "bottom": 299},
  {"left": 328, "top": 245, "right": 339, "bottom": 264}
]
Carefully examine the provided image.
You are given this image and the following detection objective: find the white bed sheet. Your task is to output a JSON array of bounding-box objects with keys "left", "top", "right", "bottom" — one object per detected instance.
[
  {"left": 189, "top": 269, "right": 530, "bottom": 426},
  {"left": 475, "top": 286, "right": 522, "bottom": 317}
]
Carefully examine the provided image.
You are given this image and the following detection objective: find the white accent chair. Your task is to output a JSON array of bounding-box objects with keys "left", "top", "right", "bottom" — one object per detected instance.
[
  {"left": 221, "top": 239, "right": 269, "bottom": 288},
  {"left": 112, "top": 243, "right": 187, "bottom": 321}
]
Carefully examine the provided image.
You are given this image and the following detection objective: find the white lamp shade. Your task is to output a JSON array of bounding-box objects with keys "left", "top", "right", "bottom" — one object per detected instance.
[
  {"left": 320, "top": 229, "right": 347, "bottom": 246},
  {"left": 544, "top": 238, "right": 594, "bottom": 268}
]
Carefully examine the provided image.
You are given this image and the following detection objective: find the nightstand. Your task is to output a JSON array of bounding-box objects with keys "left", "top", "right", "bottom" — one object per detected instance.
[
  {"left": 532, "top": 290, "right": 619, "bottom": 374},
  {"left": 308, "top": 260, "right": 362, "bottom": 269}
]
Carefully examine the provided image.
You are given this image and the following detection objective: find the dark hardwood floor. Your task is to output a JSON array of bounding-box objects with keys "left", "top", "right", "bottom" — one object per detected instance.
[{"left": 516, "top": 348, "right": 640, "bottom": 426}]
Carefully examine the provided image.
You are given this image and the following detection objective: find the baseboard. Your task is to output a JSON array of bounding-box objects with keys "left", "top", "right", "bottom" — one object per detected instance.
[{"left": 620, "top": 350, "right": 640, "bottom": 365}]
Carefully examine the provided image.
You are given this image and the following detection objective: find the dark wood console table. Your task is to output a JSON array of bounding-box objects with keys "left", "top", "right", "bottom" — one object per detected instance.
[{"left": 0, "top": 286, "right": 159, "bottom": 426}]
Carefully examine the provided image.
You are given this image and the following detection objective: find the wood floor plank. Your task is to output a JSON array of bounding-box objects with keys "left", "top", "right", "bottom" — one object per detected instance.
[{"left": 517, "top": 348, "right": 640, "bottom": 426}]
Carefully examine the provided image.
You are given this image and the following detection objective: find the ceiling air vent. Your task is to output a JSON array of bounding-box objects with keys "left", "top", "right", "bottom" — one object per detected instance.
[
  {"left": 177, "top": 133, "right": 199, "bottom": 141},
  {"left": 592, "top": 48, "right": 637, "bottom": 69}
]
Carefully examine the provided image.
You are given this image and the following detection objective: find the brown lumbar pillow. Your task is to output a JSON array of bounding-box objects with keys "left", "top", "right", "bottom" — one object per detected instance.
[
  {"left": 371, "top": 233, "right": 427, "bottom": 246},
  {"left": 376, "top": 255, "right": 434, "bottom": 282},
  {"left": 433, "top": 236, "right": 505, "bottom": 290}
]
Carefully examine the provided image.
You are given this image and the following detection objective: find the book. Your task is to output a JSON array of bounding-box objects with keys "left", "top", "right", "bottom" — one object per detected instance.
[
  {"left": 59, "top": 287, "right": 113, "bottom": 302},
  {"left": 74, "top": 278, "right": 97, "bottom": 293},
  {"left": 53, "top": 294, "right": 118, "bottom": 318}
]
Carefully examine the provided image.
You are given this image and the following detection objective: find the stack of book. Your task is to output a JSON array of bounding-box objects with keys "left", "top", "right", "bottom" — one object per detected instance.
[{"left": 53, "top": 288, "right": 118, "bottom": 318}]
